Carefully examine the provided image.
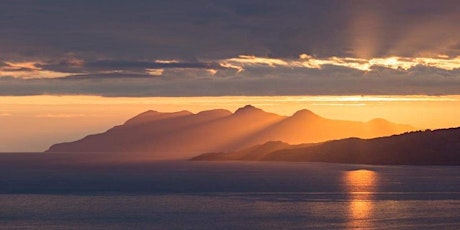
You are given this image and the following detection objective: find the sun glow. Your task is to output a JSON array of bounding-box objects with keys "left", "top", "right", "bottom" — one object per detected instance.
[{"left": 1, "top": 95, "right": 460, "bottom": 152}]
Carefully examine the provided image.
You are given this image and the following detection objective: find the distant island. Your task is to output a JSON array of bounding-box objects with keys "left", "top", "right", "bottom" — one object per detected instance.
[
  {"left": 46, "top": 105, "right": 414, "bottom": 159},
  {"left": 193, "top": 127, "right": 460, "bottom": 165}
]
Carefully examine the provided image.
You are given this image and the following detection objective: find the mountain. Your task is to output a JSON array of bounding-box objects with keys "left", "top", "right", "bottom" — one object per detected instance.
[
  {"left": 193, "top": 141, "right": 309, "bottom": 161},
  {"left": 193, "top": 128, "right": 460, "bottom": 165},
  {"left": 46, "top": 105, "right": 415, "bottom": 159},
  {"left": 240, "top": 109, "right": 413, "bottom": 145}
]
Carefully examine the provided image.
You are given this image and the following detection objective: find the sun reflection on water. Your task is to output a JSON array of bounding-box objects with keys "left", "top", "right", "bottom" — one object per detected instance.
[{"left": 343, "top": 169, "right": 379, "bottom": 229}]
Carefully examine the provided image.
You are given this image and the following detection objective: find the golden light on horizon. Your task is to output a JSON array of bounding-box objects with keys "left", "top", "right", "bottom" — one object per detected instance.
[
  {"left": 1, "top": 95, "right": 460, "bottom": 152},
  {"left": 343, "top": 169, "right": 378, "bottom": 229},
  {"left": 1, "top": 95, "right": 459, "bottom": 127}
]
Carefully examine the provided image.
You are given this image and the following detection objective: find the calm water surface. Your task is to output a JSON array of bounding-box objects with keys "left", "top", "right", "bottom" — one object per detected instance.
[{"left": 0, "top": 159, "right": 459, "bottom": 229}]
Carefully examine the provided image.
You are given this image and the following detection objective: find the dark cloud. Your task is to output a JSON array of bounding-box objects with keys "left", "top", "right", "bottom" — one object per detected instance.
[
  {"left": 1, "top": 0, "right": 459, "bottom": 62},
  {"left": 57, "top": 73, "right": 156, "bottom": 80},
  {"left": 37, "top": 59, "right": 232, "bottom": 75},
  {"left": 1, "top": 65, "right": 459, "bottom": 96},
  {"left": 1, "top": 0, "right": 459, "bottom": 96},
  {"left": 84, "top": 60, "right": 226, "bottom": 70}
]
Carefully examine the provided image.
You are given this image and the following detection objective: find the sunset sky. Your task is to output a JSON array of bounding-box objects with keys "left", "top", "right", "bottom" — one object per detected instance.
[{"left": 1, "top": 0, "right": 460, "bottom": 151}]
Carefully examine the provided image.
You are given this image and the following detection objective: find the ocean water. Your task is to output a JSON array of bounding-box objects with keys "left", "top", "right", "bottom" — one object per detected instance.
[
  {"left": 1, "top": 194, "right": 459, "bottom": 229},
  {"left": 0, "top": 159, "right": 459, "bottom": 229}
]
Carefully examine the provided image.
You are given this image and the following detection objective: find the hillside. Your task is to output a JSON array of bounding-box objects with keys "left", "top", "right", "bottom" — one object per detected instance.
[{"left": 193, "top": 128, "right": 460, "bottom": 165}]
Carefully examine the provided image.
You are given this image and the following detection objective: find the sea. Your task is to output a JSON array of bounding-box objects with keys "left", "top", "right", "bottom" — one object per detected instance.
[{"left": 0, "top": 158, "right": 459, "bottom": 229}]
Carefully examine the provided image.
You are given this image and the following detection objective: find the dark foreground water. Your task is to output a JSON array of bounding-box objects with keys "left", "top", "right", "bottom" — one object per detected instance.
[{"left": 0, "top": 156, "right": 459, "bottom": 229}]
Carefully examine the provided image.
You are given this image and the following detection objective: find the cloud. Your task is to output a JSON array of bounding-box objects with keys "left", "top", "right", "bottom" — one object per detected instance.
[
  {"left": 146, "top": 69, "right": 164, "bottom": 76},
  {"left": 1, "top": 60, "right": 459, "bottom": 97},
  {"left": 295, "top": 54, "right": 460, "bottom": 71},
  {"left": 2, "top": 53, "right": 459, "bottom": 96},
  {"left": 215, "top": 54, "right": 460, "bottom": 73},
  {"left": 1, "top": 0, "right": 459, "bottom": 62},
  {"left": 1, "top": 59, "right": 241, "bottom": 79},
  {"left": 222, "top": 55, "right": 290, "bottom": 67},
  {"left": 0, "top": 1, "right": 459, "bottom": 96},
  {"left": 0, "top": 61, "right": 70, "bottom": 79},
  {"left": 84, "top": 60, "right": 225, "bottom": 70}
]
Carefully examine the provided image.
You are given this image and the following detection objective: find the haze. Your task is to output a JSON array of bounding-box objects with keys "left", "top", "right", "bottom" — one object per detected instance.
[{"left": 1, "top": 95, "right": 459, "bottom": 152}]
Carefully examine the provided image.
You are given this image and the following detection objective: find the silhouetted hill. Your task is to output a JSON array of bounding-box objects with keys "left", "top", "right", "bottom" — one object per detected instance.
[
  {"left": 123, "top": 110, "right": 192, "bottom": 126},
  {"left": 193, "top": 128, "right": 460, "bottom": 165},
  {"left": 46, "top": 105, "right": 415, "bottom": 159},
  {"left": 193, "top": 141, "right": 311, "bottom": 161},
  {"left": 194, "top": 141, "right": 288, "bottom": 161}
]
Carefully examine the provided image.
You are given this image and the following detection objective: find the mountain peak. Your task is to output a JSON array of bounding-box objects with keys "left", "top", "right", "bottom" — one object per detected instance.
[
  {"left": 292, "top": 109, "right": 319, "bottom": 119},
  {"left": 197, "top": 109, "right": 232, "bottom": 117},
  {"left": 234, "top": 105, "right": 264, "bottom": 114},
  {"left": 368, "top": 118, "right": 390, "bottom": 124},
  {"left": 123, "top": 110, "right": 160, "bottom": 125},
  {"left": 124, "top": 110, "right": 192, "bottom": 126},
  {"left": 176, "top": 110, "right": 193, "bottom": 115},
  {"left": 139, "top": 110, "right": 160, "bottom": 116}
]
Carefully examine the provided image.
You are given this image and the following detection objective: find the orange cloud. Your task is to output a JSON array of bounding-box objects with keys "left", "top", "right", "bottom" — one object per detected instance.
[
  {"left": 219, "top": 55, "right": 290, "bottom": 72},
  {"left": 154, "top": 59, "right": 180, "bottom": 64},
  {"left": 298, "top": 54, "right": 460, "bottom": 71},
  {"left": 146, "top": 68, "right": 164, "bottom": 76},
  {"left": 0, "top": 61, "right": 70, "bottom": 79},
  {"left": 217, "top": 54, "right": 460, "bottom": 73},
  {"left": 218, "top": 62, "right": 244, "bottom": 73}
]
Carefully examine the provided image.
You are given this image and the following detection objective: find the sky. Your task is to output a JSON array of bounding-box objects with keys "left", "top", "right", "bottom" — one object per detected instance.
[
  {"left": 1, "top": 0, "right": 460, "bottom": 96},
  {"left": 2, "top": 95, "right": 460, "bottom": 152},
  {"left": 1, "top": 0, "right": 460, "bottom": 152}
]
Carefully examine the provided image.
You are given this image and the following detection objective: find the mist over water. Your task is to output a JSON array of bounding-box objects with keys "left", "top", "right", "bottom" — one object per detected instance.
[{"left": 1, "top": 158, "right": 459, "bottom": 229}]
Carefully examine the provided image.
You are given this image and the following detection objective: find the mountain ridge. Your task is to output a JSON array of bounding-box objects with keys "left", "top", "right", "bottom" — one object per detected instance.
[{"left": 46, "top": 105, "right": 416, "bottom": 159}]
